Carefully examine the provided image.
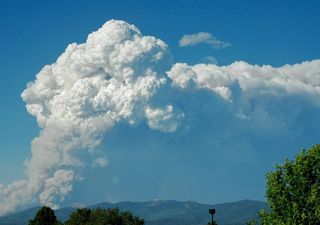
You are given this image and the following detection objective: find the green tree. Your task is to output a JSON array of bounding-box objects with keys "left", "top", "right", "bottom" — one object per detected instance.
[
  {"left": 29, "top": 206, "right": 61, "bottom": 225},
  {"left": 259, "top": 145, "right": 320, "bottom": 225},
  {"left": 65, "top": 208, "right": 144, "bottom": 225},
  {"left": 246, "top": 220, "right": 257, "bottom": 225},
  {"left": 65, "top": 208, "right": 92, "bottom": 225}
]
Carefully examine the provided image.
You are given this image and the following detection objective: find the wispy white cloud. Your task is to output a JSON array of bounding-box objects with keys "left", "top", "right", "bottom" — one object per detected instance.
[
  {"left": 179, "top": 32, "right": 231, "bottom": 49},
  {"left": 203, "top": 56, "right": 218, "bottom": 64},
  {"left": 92, "top": 158, "right": 109, "bottom": 168}
]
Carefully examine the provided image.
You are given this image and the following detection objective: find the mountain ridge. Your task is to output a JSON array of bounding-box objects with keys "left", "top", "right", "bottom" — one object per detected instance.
[{"left": 0, "top": 199, "right": 268, "bottom": 225}]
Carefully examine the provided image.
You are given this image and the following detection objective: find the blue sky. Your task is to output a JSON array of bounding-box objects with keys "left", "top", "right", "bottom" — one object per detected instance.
[{"left": 0, "top": 0, "right": 320, "bottom": 213}]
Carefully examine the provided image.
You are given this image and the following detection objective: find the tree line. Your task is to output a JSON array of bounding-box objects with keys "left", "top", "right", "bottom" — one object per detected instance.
[{"left": 29, "top": 207, "right": 144, "bottom": 225}]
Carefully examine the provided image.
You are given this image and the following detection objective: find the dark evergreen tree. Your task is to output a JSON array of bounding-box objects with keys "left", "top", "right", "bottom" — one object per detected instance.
[{"left": 29, "top": 206, "right": 60, "bottom": 225}]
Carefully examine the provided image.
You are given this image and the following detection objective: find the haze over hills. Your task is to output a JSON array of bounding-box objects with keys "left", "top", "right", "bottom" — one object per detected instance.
[{"left": 0, "top": 199, "right": 267, "bottom": 225}]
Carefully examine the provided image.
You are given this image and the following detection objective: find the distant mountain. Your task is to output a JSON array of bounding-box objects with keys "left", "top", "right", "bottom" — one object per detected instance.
[{"left": 0, "top": 199, "right": 268, "bottom": 225}]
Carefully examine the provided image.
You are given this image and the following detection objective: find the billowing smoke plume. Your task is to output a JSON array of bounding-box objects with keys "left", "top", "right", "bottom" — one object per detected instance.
[
  {"left": 0, "top": 20, "right": 182, "bottom": 215},
  {"left": 168, "top": 60, "right": 320, "bottom": 105},
  {"left": 1, "top": 19, "right": 320, "bottom": 215}
]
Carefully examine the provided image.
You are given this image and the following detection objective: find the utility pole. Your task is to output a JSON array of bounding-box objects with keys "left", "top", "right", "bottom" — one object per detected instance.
[{"left": 209, "top": 208, "right": 216, "bottom": 225}]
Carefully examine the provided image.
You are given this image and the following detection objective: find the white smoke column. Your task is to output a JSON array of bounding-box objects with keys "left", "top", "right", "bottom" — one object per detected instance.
[{"left": 0, "top": 20, "right": 182, "bottom": 215}]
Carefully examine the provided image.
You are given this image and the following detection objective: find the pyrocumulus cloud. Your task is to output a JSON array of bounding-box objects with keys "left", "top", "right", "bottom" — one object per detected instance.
[{"left": 0, "top": 19, "right": 319, "bottom": 215}]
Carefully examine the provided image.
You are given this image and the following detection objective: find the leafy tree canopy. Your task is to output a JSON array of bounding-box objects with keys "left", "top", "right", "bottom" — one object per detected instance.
[
  {"left": 65, "top": 208, "right": 144, "bottom": 225},
  {"left": 259, "top": 145, "right": 320, "bottom": 225}
]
